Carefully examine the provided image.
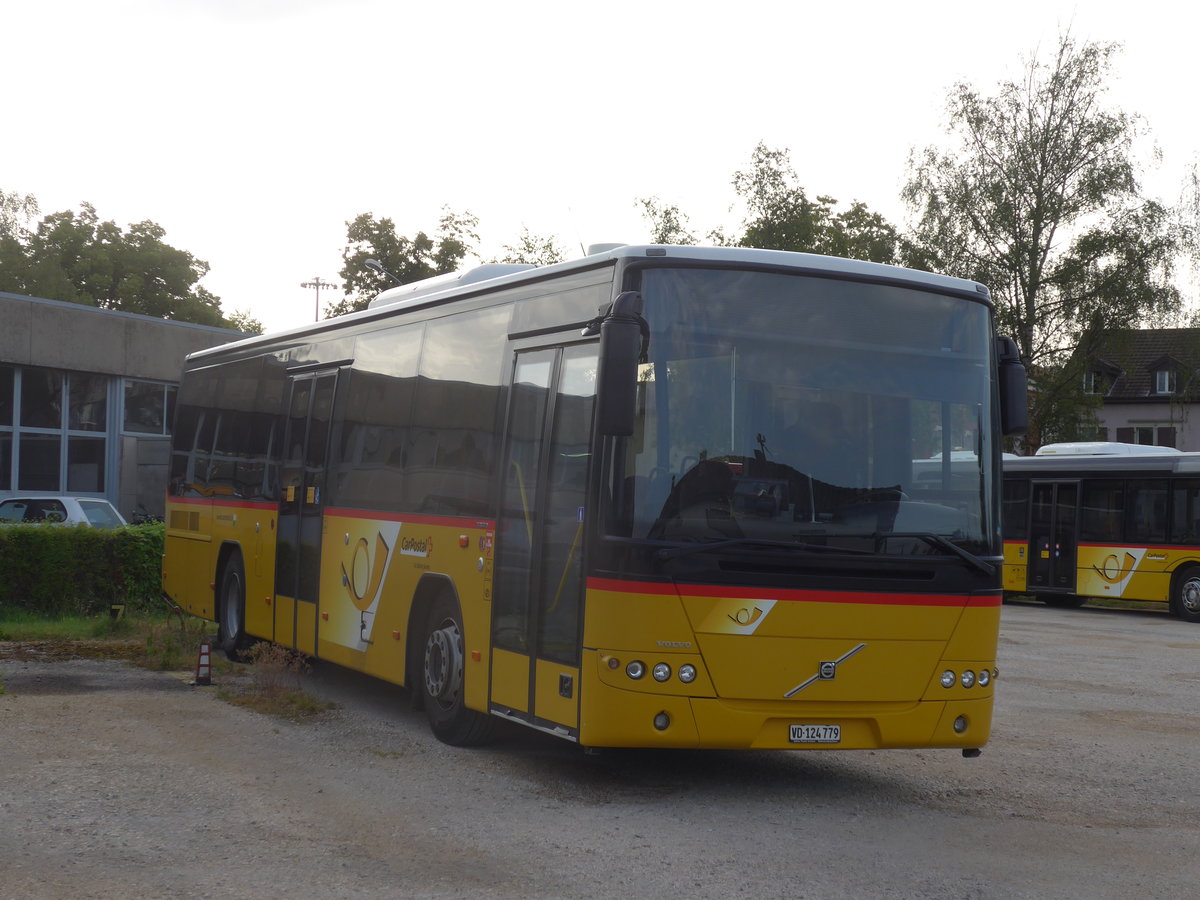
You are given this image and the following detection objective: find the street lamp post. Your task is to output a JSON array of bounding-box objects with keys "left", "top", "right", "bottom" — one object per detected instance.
[{"left": 300, "top": 276, "right": 338, "bottom": 322}]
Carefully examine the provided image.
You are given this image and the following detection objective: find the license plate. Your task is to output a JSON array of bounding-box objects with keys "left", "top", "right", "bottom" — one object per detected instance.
[{"left": 789, "top": 724, "right": 841, "bottom": 744}]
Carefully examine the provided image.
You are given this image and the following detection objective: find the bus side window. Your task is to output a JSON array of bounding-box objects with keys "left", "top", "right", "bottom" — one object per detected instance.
[
  {"left": 1080, "top": 480, "right": 1123, "bottom": 543},
  {"left": 1126, "top": 479, "right": 1168, "bottom": 543},
  {"left": 1171, "top": 480, "right": 1200, "bottom": 543},
  {"left": 1002, "top": 479, "right": 1030, "bottom": 540}
]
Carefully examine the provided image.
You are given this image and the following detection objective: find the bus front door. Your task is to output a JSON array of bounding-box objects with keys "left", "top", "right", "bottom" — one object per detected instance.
[
  {"left": 1028, "top": 481, "right": 1079, "bottom": 594},
  {"left": 490, "top": 345, "right": 597, "bottom": 740},
  {"left": 275, "top": 370, "right": 336, "bottom": 655}
]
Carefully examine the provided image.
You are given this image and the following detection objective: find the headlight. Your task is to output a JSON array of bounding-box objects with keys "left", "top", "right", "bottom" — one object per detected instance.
[
  {"left": 940, "top": 670, "right": 956, "bottom": 689},
  {"left": 961, "top": 670, "right": 976, "bottom": 689},
  {"left": 626, "top": 661, "right": 645, "bottom": 680},
  {"left": 977, "top": 668, "right": 991, "bottom": 687},
  {"left": 678, "top": 664, "right": 697, "bottom": 684},
  {"left": 652, "top": 663, "right": 671, "bottom": 682}
]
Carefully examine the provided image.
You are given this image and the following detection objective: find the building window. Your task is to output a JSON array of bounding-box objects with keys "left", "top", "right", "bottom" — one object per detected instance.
[
  {"left": 69, "top": 373, "right": 108, "bottom": 431},
  {"left": 19, "top": 433, "right": 61, "bottom": 491},
  {"left": 21, "top": 368, "right": 63, "bottom": 429},
  {"left": 67, "top": 436, "right": 106, "bottom": 492},
  {"left": 124, "top": 380, "right": 177, "bottom": 435},
  {"left": 0, "top": 367, "right": 115, "bottom": 495},
  {"left": 1155, "top": 369, "right": 1177, "bottom": 394},
  {"left": 1118, "top": 425, "right": 1176, "bottom": 448},
  {"left": 0, "top": 366, "right": 12, "bottom": 426}
]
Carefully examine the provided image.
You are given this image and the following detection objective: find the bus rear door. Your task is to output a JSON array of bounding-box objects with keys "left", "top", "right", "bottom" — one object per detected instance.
[
  {"left": 1029, "top": 480, "right": 1079, "bottom": 595},
  {"left": 275, "top": 369, "right": 337, "bottom": 655}
]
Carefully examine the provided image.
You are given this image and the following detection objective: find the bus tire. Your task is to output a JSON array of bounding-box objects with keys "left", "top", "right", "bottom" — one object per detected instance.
[
  {"left": 1170, "top": 568, "right": 1200, "bottom": 623},
  {"left": 217, "top": 554, "right": 247, "bottom": 660},
  {"left": 1038, "top": 594, "right": 1086, "bottom": 609},
  {"left": 420, "top": 594, "right": 495, "bottom": 746}
]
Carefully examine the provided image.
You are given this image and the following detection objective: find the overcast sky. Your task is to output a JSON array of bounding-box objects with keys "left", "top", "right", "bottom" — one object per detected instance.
[{"left": 6, "top": 0, "right": 1198, "bottom": 331}]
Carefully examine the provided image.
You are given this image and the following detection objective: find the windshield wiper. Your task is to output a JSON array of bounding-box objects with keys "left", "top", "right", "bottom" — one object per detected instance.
[
  {"left": 655, "top": 538, "right": 873, "bottom": 562},
  {"left": 883, "top": 532, "right": 996, "bottom": 576}
]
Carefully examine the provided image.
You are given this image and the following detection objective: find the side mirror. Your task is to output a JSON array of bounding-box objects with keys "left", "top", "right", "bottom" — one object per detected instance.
[
  {"left": 996, "top": 336, "right": 1028, "bottom": 437},
  {"left": 595, "top": 291, "right": 645, "bottom": 436}
]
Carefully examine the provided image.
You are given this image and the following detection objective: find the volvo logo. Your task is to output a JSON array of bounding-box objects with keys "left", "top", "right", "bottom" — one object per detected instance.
[{"left": 785, "top": 643, "right": 867, "bottom": 698}]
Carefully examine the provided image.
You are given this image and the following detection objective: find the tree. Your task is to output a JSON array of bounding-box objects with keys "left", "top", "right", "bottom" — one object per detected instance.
[
  {"left": 732, "top": 142, "right": 899, "bottom": 263},
  {"left": 634, "top": 146, "right": 899, "bottom": 257},
  {"left": 0, "top": 188, "right": 38, "bottom": 238},
  {"left": 904, "top": 35, "right": 1183, "bottom": 449},
  {"left": 495, "top": 226, "right": 566, "bottom": 265},
  {"left": 227, "top": 309, "right": 264, "bottom": 335},
  {"left": 636, "top": 197, "right": 698, "bottom": 245},
  {"left": 333, "top": 207, "right": 479, "bottom": 317},
  {"left": 0, "top": 198, "right": 227, "bottom": 327}
]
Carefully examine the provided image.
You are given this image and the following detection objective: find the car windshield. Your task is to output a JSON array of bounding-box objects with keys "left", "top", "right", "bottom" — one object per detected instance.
[{"left": 605, "top": 266, "right": 999, "bottom": 557}]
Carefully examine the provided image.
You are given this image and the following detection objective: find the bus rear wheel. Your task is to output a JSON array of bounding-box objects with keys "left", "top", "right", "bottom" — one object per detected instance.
[
  {"left": 420, "top": 595, "right": 495, "bottom": 746},
  {"left": 217, "top": 555, "right": 247, "bottom": 660},
  {"left": 1170, "top": 569, "right": 1200, "bottom": 623}
]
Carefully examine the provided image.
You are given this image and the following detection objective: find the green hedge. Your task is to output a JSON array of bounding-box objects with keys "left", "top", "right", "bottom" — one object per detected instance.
[{"left": 0, "top": 522, "right": 165, "bottom": 616}]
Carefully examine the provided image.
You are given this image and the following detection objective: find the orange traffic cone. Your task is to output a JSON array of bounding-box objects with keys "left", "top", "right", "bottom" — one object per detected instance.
[{"left": 192, "top": 641, "right": 213, "bottom": 686}]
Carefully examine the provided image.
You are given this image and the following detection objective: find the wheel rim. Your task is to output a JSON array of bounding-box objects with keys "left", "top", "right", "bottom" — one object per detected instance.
[
  {"left": 424, "top": 618, "right": 463, "bottom": 707},
  {"left": 1180, "top": 578, "right": 1200, "bottom": 614},
  {"left": 223, "top": 573, "right": 242, "bottom": 637}
]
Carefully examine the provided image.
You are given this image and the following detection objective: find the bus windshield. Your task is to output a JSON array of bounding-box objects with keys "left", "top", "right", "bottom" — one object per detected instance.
[{"left": 607, "top": 266, "right": 998, "bottom": 559}]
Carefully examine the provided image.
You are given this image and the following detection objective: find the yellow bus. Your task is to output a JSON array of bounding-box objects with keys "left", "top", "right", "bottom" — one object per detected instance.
[
  {"left": 1003, "top": 449, "right": 1200, "bottom": 622},
  {"left": 162, "top": 245, "right": 1027, "bottom": 753}
]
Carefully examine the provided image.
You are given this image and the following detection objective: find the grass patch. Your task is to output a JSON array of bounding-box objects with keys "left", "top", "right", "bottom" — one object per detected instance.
[
  {"left": 216, "top": 641, "right": 335, "bottom": 721},
  {"left": 0, "top": 608, "right": 213, "bottom": 669},
  {"left": 0, "top": 611, "right": 334, "bottom": 720}
]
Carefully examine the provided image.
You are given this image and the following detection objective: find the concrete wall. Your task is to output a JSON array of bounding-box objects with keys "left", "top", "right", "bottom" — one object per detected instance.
[{"left": 0, "top": 292, "right": 239, "bottom": 379}]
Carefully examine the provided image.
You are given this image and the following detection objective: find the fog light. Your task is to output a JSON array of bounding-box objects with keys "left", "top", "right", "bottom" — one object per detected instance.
[
  {"left": 940, "top": 670, "right": 956, "bottom": 689},
  {"left": 961, "top": 670, "right": 976, "bottom": 689},
  {"left": 652, "top": 662, "right": 671, "bottom": 682},
  {"left": 607, "top": 656, "right": 620, "bottom": 670},
  {"left": 626, "top": 661, "right": 645, "bottom": 680},
  {"left": 653, "top": 711, "right": 670, "bottom": 731},
  {"left": 953, "top": 715, "right": 968, "bottom": 734},
  {"left": 678, "top": 664, "right": 697, "bottom": 684},
  {"left": 977, "top": 668, "right": 991, "bottom": 687}
]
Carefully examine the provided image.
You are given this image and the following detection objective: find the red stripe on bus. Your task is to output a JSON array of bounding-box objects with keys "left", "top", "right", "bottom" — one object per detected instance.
[
  {"left": 586, "top": 577, "right": 1000, "bottom": 607},
  {"left": 324, "top": 507, "right": 495, "bottom": 529},
  {"left": 167, "top": 497, "right": 276, "bottom": 511}
]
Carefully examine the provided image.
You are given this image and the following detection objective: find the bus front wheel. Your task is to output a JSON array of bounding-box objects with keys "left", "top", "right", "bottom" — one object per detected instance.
[
  {"left": 1170, "top": 569, "right": 1200, "bottom": 623},
  {"left": 420, "top": 595, "right": 495, "bottom": 746},
  {"left": 217, "top": 555, "right": 247, "bottom": 659}
]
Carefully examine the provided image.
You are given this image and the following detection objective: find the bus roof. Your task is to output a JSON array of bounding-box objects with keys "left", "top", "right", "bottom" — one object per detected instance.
[
  {"left": 187, "top": 244, "right": 992, "bottom": 365},
  {"left": 1005, "top": 452, "right": 1200, "bottom": 476},
  {"left": 367, "top": 244, "right": 990, "bottom": 312},
  {"left": 1034, "top": 441, "right": 1182, "bottom": 457}
]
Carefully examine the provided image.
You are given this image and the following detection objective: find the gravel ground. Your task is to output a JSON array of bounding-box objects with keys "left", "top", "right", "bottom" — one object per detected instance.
[{"left": 2, "top": 601, "right": 1199, "bottom": 899}]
